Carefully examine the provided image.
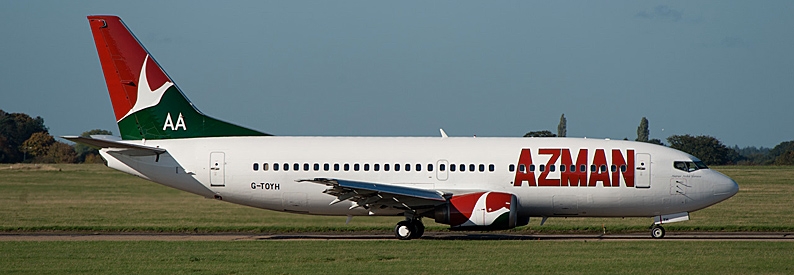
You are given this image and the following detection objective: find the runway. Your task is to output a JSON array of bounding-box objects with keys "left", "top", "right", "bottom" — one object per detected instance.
[{"left": 2, "top": 232, "right": 792, "bottom": 241}]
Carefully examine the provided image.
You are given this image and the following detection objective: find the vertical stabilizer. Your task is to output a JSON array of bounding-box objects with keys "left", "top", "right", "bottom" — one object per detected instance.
[{"left": 87, "top": 15, "right": 269, "bottom": 140}]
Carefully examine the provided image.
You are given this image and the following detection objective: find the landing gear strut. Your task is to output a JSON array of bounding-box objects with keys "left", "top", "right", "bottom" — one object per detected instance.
[
  {"left": 650, "top": 225, "right": 665, "bottom": 239},
  {"left": 394, "top": 219, "right": 425, "bottom": 240}
]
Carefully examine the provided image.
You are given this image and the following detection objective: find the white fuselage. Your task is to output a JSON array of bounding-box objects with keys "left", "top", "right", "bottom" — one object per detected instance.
[{"left": 100, "top": 136, "right": 738, "bottom": 219}]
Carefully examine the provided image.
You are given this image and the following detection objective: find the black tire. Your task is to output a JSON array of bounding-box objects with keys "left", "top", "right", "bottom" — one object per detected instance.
[
  {"left": 413, "top": 221, "right": 425, "bottom": 239},
  {"left": 394, "top": 220, "right": 415, "bottom": 240},
  {"left": 651, "top": 225, "right": 665, "bottom": 239}
]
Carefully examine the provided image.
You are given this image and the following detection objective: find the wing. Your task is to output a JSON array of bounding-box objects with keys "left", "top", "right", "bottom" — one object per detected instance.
[{"left": 298, "top": 178, "right": 448, "bottom": 212}]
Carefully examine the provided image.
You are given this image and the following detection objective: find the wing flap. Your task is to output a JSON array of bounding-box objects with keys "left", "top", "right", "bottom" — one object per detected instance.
[{"left": 299, "top": 178, "right": 447, "bottom": 211}]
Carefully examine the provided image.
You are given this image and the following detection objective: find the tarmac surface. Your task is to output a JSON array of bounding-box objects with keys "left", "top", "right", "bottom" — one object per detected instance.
[{"left": 2, "top": 232, "right": 792, "bottom": 241}]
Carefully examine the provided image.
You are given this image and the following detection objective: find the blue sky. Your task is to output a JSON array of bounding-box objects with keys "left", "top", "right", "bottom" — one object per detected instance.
[{"left": 2, "top": 1, "right": 792, "bottom": 147}]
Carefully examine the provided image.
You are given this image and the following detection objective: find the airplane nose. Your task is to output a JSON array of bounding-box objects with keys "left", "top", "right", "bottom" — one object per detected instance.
[{"left": 714, "top": 175, "right": 739, "bottom": 199}]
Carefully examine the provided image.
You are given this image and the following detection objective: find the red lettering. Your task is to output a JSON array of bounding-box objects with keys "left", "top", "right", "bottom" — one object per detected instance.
[
  {"left": 561, "top": 148, "right": 588, "bottom": 186},
  {"left": 513, "top": 148, "right": 536, "bottom": 186},
  {"left": 611, "top": 149, "right": 635, "bottom": 187},
  {"left": 538, "top": 149, "right": 561, "bottom": 186},
  {"left": 588, "top": 149, "right": 611, "bottom": 187}
]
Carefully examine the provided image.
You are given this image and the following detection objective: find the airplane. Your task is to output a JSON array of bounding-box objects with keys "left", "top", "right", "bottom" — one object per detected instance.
[{"left": 66, "top": 15, "right": 739, "bottom": 240}]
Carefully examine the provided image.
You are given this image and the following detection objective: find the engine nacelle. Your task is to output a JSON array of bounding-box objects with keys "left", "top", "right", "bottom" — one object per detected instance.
[{"left": 432, "top": 191, "right": 525, "bottom": 230}]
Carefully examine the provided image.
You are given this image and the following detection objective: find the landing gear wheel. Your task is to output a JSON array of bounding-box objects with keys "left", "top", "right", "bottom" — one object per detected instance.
[
  {"left": 413, "top": 221, "right": 425, "bottom": 239},
  {"left": 651, "top": 225, "right": 665, "bottom": 239},
  {"left": 394, "top": 221, "right": 416, "bottom": 240}
]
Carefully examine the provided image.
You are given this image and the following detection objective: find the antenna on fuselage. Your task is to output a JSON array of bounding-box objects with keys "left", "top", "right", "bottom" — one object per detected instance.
[{"left": 439, "top": 128, "right": 448, "bottom": 138}]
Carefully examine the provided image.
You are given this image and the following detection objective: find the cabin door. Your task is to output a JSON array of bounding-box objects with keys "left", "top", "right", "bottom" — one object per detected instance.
[
  {"left": 210, "top": 152, "right": 225, "bottom": 187},
  {"left": 635, "top": 153, "right": 651, "bottom": 188}
]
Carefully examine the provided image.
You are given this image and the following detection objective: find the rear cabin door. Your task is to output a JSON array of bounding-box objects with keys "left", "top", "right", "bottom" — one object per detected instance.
[
  {"left": 635, "top": 153, "right": 651, "bottom": 188},
  {"left": 210, "top": 152, "right": 225, "bottom": 187}
]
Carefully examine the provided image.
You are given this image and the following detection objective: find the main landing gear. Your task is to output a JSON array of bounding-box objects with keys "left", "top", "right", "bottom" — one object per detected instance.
[
  {"left": 650, "top": 224, "right": 666, "bottom": 239},
  {"left": 394, "top": 219, "right": 425, "bottom": 240}
]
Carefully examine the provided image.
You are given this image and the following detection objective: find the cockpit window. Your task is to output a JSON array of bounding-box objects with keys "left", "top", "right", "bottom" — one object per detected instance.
[{"left": 674, "top": 161, "right": 709, "bottom": 172}]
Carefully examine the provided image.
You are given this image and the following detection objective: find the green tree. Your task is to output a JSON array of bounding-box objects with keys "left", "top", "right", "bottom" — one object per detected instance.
[
  {"left": 0, "top": 110, "right": 48, "bottom": 163},
  {"left": 74, "top": 129, "right": 113, "bottom": 163},
  {"left": 524, "top": 130, "right": 557, "bottom": 137},
  {"left": 769, "top": 141, "right": 794, "bottom": 165},
  {"left": 667, "top": 134, "right": 737, "bottom": 165},
  {"left": 20, "top": 132, "right": 55, "bottom": 161},
  {"left": 42, "top": 142, "right": 77, "bottom": 163},
  {"left": 557, "top": 114, "right": 567, "bottom": 137},
  {"left": 636, "top": 117, "right": 649, "bottom": 142},
  {"left": 648, "top": 138, "right": 664, "bottom": 146}
]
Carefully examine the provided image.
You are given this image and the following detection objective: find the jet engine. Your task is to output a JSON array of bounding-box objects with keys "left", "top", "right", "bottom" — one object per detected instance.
[{"left": 431, "top": 191, "right": 527, "bottom": 230}]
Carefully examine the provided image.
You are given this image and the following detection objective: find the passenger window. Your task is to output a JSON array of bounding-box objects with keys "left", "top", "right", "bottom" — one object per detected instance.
[
  {"left": 489, "top": 164, "right": 494, "bottom": 172},
  {"left": 428, "top": 164, "right": 433, "bottom": 172},
  {"left": 600, "top": 165, "right": 607, "bottom": 172},
  {"left": 344, "top": 163, "right": 350, "bottom": 171},
  {"left": 450, "top": 164, "right": 456, "bottom": 172},
  {"left": 283, "top": 163, "right": 289, "bottom": 171},
  {"left": 293, "top": 163, "right": 299, "bottom": 171},
  {"left": 395, "top": 164, "right": 400, "bottom": 171},
  {"left": 263, "top": 163, "right": 269, "bottom": 171},
  {"left": 549, "top": 165, "right": 555, "bottom": 172},
  {"left": 324, "top": 163, "right": 330, "bottom": 171},
  {"left": 374, "top": 164, "right": 380, "bottom": 171},
  {"left": 416, "top": 164, "right": 421, "bottom": 171},
  {"left": 253, "top": 163, "right": 259, "bottom": 171},
  {"left": 571, "top": 165, "right": 576, "bottom": 172},
  {"left": 405, "top": 163, "right": 410, "bottom": 171},
  {"left": 334, "top": 163, "right": 340, "bottom": 171},
  {"left": 590, "top": 165, "right": 596, "bottom": 172},
  {"left": 509, "top": 164, "right": 515, "bottom": 172},
  {"left": 530, "top": 165, "right": 536, "bottom": 172},
  {"left": 364, "top": 163, "right": 370, "bottom": 171},
  {"left": 304, "top": 163, "right": 309, "bottom": 171},
  {"left": 620, "top": 165, "right": 627, "bottom": 172},
  {"left": 354, "top": 163, "right": 360, "bottom": 171},
  {"left": 580, "top": 165, "right": 586, "bottom": 172},
  {"left": 384, "top": 164, "right": 390, "bottom": 171},
  {"left": 559, "top": 164, "right": 565, "bottom": 172},
  {"left": 611, "top": 165, "right": 617, "bottom": 172},
  {"left": 314, "top": 163, "right": 320, "bottom": 171},
  {"left": 440, "top": 164, "right": 446, "bottom": 171},
  {"left": 539, "top": 164, "right": 545, "bottom": 172},
  {"left": 479, "top": 164, "right": 485, "bottom": 172},
  {"left": 519, "top": 164, "right": 526, "bottom": 173},
  {"left": 274, "top": 163, "right": 279, "bottom": 171}
]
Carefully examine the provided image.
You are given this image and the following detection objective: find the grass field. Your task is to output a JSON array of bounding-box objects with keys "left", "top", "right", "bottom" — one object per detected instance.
[
  {"left": 0, "top": 164, "right": 792, "bottom": 233},
  {"left": 1, "top": 164, "right": 793, "bottom": 274},
  {"left": 1, "top": 241, "right": 792, "bottom": 274}
]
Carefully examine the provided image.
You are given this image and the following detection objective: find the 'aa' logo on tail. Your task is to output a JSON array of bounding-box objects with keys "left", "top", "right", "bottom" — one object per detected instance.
[{"left": 163, "top": 113, "right": 187, "bottom": 131}]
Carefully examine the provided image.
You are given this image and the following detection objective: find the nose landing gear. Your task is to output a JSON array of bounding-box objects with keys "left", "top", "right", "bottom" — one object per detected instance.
[{"left": 650, "top": 225, "right": 665, "bottom": 239}]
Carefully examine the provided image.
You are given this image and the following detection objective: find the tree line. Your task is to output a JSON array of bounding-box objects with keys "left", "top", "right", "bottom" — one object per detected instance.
[
  {"left": 525, "top": 115, "right": 794, "bottom": 166},
  {"left": 2, "top": 110, "right": 792, "bottom": 166},
  {"left": 0, "top": 109, "right": 110, "bottom": 164}
]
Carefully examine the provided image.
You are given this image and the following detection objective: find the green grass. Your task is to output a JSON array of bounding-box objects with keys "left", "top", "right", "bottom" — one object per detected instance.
[
  {"left": 1, "top": 241, "right": 792, "bottom": 275},
  {"left": 1, "top": 164, "right": 793, "bottom": 233},
  {"left": 1, "top": 164, "right": 793, "bottom": 275}
]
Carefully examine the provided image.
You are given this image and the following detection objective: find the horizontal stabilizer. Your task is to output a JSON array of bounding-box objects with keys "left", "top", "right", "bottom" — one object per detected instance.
[{"left": 62, "top": 135, "right": 166, "bottom": 156}]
